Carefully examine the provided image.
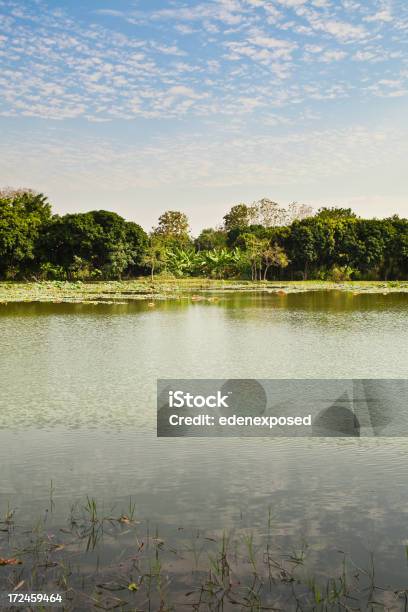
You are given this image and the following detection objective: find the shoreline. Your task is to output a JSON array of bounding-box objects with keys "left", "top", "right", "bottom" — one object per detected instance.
[{"left": 1, "top": 279, "right": 408, "bottom": 304}]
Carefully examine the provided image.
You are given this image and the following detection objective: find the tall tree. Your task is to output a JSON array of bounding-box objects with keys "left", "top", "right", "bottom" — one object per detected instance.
[
  {"left": 315, "top": 207, "right": 357, "bottom": 220},
  {"left": 287, "top": 202, "right": 314, "bottom": 222},
  {"left": 242, "top": 234, "right": 268, "bottom": 280},
  {"left": 262, "top": 243, "right": 289, "bottom": 280},
  {"left": 251, "top": 198, "right": 288, "bottom": 227},
  {"left": 289, "top": 220, "right": 318, "bottom": 280},
  {"left": 154, "top": 211, "right": 190, "bottom": 243},
  {"left": 125, "top": 222, "right": 149, "bottom": 277},
  {"left": 42, "top": 211, "right": 148, "bottom": 279},
  {"left": 41, "top": 212, "right": 101, "bottom": 277},
  {"left": 223, "top": 204, "right": 252, "bottom": 231},
  {"left": 142, "top": 235, "right": 168, "bottom": 281},
  {"left": 0, "top": 189, "right": 52, "bottom": 279},
  {"left": 195, "top": 227, "right": 227, "bottom": 251}
]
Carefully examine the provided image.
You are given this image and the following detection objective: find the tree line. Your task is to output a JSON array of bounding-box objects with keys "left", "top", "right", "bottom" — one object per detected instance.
[{"left": 0, "top": 189, "right": 407, "bottom": 281}]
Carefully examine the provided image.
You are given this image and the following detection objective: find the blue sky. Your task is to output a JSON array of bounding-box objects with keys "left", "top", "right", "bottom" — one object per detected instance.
[{"left": 0, "top": 0, "right": 407, "bottom": 232}]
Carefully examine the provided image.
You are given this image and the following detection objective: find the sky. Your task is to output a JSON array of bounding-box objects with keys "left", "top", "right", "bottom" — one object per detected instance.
[{"left": 0, "top": 0, "right": 407, "bottom": 233}]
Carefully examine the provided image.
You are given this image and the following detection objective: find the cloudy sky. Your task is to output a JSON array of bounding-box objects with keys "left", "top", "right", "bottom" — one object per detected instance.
[{"left": 0, "top": 0, "right": 407, "bottom": 232}]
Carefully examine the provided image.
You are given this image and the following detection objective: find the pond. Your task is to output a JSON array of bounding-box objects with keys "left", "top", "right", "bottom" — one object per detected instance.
[{"left": 1, "top": 291, "right": 408, "bottom": 604}]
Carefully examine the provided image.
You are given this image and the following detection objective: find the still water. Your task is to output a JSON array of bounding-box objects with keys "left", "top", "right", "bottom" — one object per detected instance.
[{"left": 1, "top": 291, "right": 408, "bottom": 584}]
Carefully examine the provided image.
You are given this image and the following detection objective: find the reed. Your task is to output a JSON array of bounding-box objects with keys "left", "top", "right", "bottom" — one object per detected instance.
[{"left": 1, "top": 496, "right": 406, "bottom": 610}]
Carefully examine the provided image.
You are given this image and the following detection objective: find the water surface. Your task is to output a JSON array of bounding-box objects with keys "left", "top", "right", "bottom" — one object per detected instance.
[{"left": 1, "top": 291, "right": 408, "bottom": 584}]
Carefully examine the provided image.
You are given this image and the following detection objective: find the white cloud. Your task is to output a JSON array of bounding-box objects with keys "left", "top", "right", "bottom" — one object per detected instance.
[
  {"left": 174, "top": 23, "right": 195, "bottom": 34},
  {"left": 2, "top": 124, "right": 406, "bottom": 201},
  {"left": 0, "top": 0, "right": 406, "bottom": 123},
  {"left": 364, "top": 10, "right": 393, "bottom": 23},
  {"left": 167, "top": 85, "right": 203, "bottom": 98},
  {"left": 320, "top": 49, "right": 347, "bottom": 62},
  {"left": 150, "top": 42, "right": 186, "bottom": 56},
  {"left": 0, "top": 0, "right": 406, "bottom": 223},
  {"left": 249, "top": 32, "right": 297, "bottom": 54},
  {"left": 309, "top": 17, "right": 367, "bottom": 41},
  {"left": 353, "top": 50, "right": 378, "bottom": 61},
  {"left": 276, "top": 0, "right": 308, "bottom": 6},
  {"left": 304, "top": 44, "right": 323, "bottom": 53}
]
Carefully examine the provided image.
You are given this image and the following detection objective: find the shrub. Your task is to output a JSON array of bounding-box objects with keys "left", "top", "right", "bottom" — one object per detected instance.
[{"left": 327, "top": 266, "right": 355, "bottom": 282}]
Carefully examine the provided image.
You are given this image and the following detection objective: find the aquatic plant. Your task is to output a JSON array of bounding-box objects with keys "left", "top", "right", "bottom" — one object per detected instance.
[{"left": 0, "top": 498, "right": 406, "bottom": 611}]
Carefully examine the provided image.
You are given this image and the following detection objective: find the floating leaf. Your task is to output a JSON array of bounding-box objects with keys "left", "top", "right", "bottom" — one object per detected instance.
[
  {"left": 128, "top": 583, "right": 138, "bottom": 592},
  {"left": 0, "top": 558, "right": 22, "bottom": 566}
]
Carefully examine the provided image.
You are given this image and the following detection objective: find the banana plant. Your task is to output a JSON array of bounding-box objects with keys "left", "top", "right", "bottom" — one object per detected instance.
[
  {"left": 199, "top": 248, "right": 243, "bottom": 278},
  {"left": 165, "top": 247, "right": 201, "bottom": 277}
]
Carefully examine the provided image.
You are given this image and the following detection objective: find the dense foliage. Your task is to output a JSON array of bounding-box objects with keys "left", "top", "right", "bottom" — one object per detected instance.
[
  {"left": 0, "top": 190, "right": 148, "bottom": 280},
  {"left": 0, "top": 189, "right": 407, "bottom": 281}
]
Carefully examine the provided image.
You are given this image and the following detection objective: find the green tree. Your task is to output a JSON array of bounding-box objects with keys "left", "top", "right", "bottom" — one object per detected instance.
[
  {"left": 41, "top": 212, "right": 101, "bottom": 278},
  {"left": 124, "top": 222, "right": 149, "bottom": 277},
  {"left": 384, "top": 217, "right": 408, "bottom": 279},
  {"left": 142, "top": 235, "right": 168, "bottom": 281},
  {"left": 153, "top": 210, "right": 191, "bottom": 246},
  {"left": 353, "top": 219, "right": 386, "bottom": 278},
  {"left": 0, "top": 189, "right": 52, "bottom": 279},
  {"left": 1, "top": 188, "right": 407, "bottom": 283},
  {"left": 42, "top": 211, "right": 148, "bottom": 279},
  {"left": 315, "top": 207, "right": 357, "bottom": 220},
  {"left": 88, "top": 210, "right": 129, "bottom": 277},
  {"left": 223, "top": 204, "right": 252, "bottom": 231},
  {"left": 262, "top": 243, "right": 289, "bottom": 280},
  {"left": 289, "top": 221, "right": 318, "bottom": 280},
  {"left": 242, "top": 234, "right": 268, "bottom": 280},
  {"left": 195, "top": 228, "right": 227, "bottom": 251}
]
